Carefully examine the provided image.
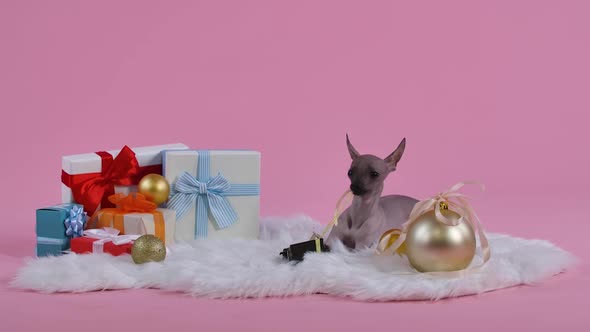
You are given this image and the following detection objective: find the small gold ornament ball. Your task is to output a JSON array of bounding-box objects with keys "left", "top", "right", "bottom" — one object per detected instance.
[
  {"left": 131, "top": 235, "right": 166, "bottom": 264},
  {"left": 405, "top": 209, "right": 476, "bottom": 272},
  {"left": 138, "top": 174, "right": 170, "bottom": 205}
]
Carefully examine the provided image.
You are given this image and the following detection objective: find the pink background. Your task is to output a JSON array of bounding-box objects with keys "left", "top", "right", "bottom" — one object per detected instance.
[{"left": 1, "top": 0, "right": 589, "bottom": 331}]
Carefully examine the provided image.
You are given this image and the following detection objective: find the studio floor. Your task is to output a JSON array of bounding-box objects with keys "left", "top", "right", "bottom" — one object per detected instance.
[{"left": 1, "top": 199, "right": 589, "bottom": 332}]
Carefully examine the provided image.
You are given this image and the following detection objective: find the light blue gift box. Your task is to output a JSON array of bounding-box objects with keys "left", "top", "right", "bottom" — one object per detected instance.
[
  {"left": 162, "top": 150, "right": 260, "bottom": 241},
  {"left": 36, "top": 203, "right": 86, "bottom": 256}
]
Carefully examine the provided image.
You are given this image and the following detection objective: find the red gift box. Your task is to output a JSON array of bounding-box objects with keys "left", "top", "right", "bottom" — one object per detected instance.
[
  {"left": 71, "top": 237, "right": 133, "bottom": 256},
  {"left": 70, "top": 228, "right": 138, "bottom": 256}
]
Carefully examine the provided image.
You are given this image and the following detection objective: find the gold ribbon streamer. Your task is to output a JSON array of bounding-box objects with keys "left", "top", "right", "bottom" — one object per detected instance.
[
  {"left": 314, "top": 190, "right": 354, "bottom": 240},
  {"left": 376, "top": 181, "right": 491, "bottom": 276}
]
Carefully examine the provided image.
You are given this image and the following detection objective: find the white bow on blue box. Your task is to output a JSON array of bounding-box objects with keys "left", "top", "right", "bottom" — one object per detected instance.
[{"left": 163, "top": 150, "right": 261, "bottom": 241}]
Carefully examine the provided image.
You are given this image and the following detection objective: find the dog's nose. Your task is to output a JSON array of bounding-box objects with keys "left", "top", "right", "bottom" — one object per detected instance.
[{"left": 350, "top": 184, "right": 363, "bottom": 195}]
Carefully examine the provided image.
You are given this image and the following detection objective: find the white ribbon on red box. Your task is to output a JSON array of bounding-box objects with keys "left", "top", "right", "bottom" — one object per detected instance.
[{"left": 83, "top": 228, "right": 140, "bottom": 253}]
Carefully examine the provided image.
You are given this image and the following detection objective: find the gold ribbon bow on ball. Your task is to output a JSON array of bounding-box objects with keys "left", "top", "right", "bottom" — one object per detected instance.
[{"left": 376, "top": 182, "right": 491, "bottom": 274}]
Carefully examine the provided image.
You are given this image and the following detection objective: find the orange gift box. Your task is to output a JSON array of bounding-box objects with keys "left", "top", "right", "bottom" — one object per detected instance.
[{"left": 87, "top": 193, "right": 176, "bottom": 244}]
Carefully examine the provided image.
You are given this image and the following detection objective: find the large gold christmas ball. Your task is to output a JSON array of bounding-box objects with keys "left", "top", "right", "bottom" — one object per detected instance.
[
  {"left": 131, "top": 235, "right": 166, "bottom": 264},
  {"left": 138, "top": 174, "right": 170, "bottom": 205},
  {"left": 405, "top": 209, "right": 476, "bottom": 272}
]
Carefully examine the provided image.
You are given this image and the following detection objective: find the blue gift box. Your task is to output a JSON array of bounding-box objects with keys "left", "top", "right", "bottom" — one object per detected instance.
[{"left": 36, "top": 203, "right": 86, "bottom": 256}]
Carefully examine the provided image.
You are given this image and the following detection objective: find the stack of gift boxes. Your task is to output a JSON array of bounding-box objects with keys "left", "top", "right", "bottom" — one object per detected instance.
[{"left": 36, "top": 143, "right": 261, "bottom": 257}]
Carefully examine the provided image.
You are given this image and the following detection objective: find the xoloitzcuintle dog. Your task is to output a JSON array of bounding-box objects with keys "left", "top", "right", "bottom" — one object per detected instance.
[{"left": 326, "top": 135, "right": 418, "bottom": 250}]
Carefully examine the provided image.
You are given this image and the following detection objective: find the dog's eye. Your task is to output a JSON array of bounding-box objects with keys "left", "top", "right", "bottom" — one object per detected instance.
[
  {"left": 370, "top": 171, "right": 379, "bottom": 178},
  {"left": 347, "top": 170, "right": 353, "bottom": 177}
]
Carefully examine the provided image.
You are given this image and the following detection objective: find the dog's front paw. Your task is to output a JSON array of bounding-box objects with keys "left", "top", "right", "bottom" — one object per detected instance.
[{"left": 340, "top": 235, "right": 356, "bottom": 250}]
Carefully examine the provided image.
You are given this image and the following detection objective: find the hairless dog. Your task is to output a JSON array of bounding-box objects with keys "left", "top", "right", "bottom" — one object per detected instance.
[{"left": 326, "top": 135, "right": 418, "bottom": 250}]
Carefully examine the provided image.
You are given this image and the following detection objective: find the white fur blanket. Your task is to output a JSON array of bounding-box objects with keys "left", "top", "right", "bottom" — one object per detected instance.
[{"left": 12, "top": 216, "right": 576, "bottom": 301}]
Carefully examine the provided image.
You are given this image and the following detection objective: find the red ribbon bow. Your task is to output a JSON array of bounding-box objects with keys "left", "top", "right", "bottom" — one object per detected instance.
[{"left": 61, "top": 146, "right": 161, "bottom": 214}]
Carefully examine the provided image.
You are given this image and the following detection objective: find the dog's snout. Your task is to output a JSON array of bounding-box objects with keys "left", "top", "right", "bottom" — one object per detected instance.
[{"left": 350, "top": 183, "right": 365, "bottom": 195}]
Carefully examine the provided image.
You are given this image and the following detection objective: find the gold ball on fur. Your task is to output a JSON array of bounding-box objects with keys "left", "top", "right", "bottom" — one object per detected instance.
[
  {"left": 131, "top": 235, "right": 166, "bottom": 264},
  {"left": 138, "top": 174, "right": 170, "bottom": 205},
  {"left": 405, "top": 209, "right": 476, "bottom": 272}
]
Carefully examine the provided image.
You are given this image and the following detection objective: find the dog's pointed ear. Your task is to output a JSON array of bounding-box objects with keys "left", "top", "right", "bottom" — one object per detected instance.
[
  {"left": 384, "top": 138, "right": 406, "bottom": 172},
  {"left": 346, "top": 134, "right": 360, "bottom": 160}
]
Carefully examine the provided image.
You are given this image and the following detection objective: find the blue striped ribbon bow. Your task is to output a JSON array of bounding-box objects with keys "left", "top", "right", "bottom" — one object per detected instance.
[{"left": 167, "top": 151, "right": 260, "bottom": 238}]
